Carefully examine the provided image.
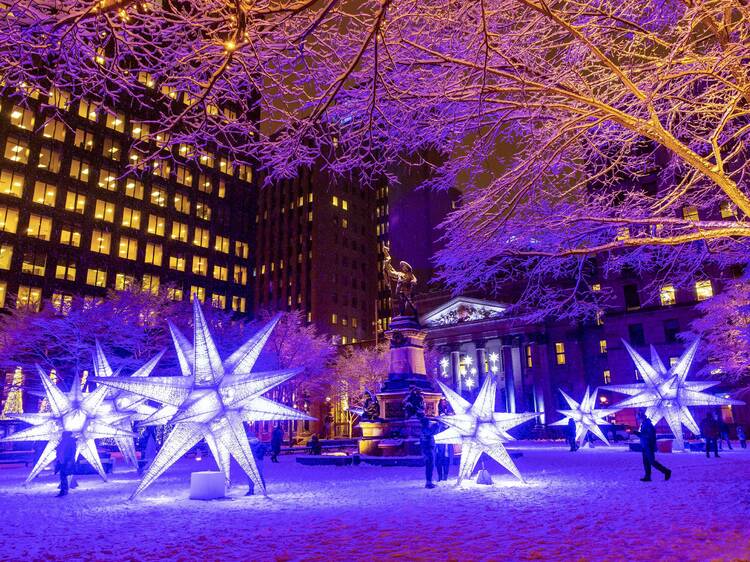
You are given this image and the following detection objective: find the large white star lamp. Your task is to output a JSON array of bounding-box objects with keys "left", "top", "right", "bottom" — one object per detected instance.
[
  {"left": 95, "top": 298, "right": 313, "bottom": 498},
  {"left": 551, "top": 387, "right": 621, "bottom": 446},
  {"left": 3, "top": 367, "right": 134, "bottom": 484},
  {"left": 436, "top": 377, "right": 536, "bottom": 484},
  {"left": 605, "top": 339, "right": 743, "bottom": 450}
]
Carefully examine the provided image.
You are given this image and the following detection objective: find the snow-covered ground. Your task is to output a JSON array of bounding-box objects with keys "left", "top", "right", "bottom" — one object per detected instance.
[{"left": 2, "top": 442, "right": 749, "bottom": 561}]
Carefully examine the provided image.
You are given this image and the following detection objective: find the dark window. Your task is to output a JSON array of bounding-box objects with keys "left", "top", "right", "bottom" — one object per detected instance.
[
  {"left": 623, "top": 284, "right": 641, "bottom": 310},
  {"left": 664, "top": 319, "right": 680, "bottom": 343},
  {"left": 628, "top": 323, "right": 646, "bottom": 346}
]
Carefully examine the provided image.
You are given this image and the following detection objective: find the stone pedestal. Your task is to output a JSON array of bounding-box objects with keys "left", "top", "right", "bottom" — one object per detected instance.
[{"left": 189, "top": 471, "right": 225, "bottom": 500}]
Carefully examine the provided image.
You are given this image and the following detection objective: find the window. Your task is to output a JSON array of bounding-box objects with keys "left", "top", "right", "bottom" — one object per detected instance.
[
  {"left": 150, "top": 187, "right": 167, "bottom": 207},
  {"left": 167, "top": 287, "right": 184, "bottom": 302},
  {"left": 32, "top": 182, "right": 56, "bottom": 207},
  {"left": 103, "top": 137, "right": 121, "bottom": 161},
  {"left": 190, "top": 286, "right": 205, "bottom": 303},
  {"left": 0, "top": 169, "right": 25, "bottom": 197},
  {"left": 177, "top": 143, "right": 194, "bottom": 158},
  {"left": 65, "top": 191, "right": 86, "bottom": 214},
  {"left": 198, "top": 174, "right": 213, "bottom": 194},
  {"left": 17, "top": 286, "right": 42, "bottom": 311},
  {"left": 603, "top": 370, "right": 611, "bottom": 384},
  {"left": 97, "top": 168, "right": 118, "bottom": 191},
  {"left": 235, "top": 241, "right": 249, "bottom": 259},
  {"left": 42, "top": 119, "right": 66, "bottom": 142},
  {"left": 628, "top": 323, "right": 646, "bottom": 346},
  {"left": 26, "top": 214, "right": 52, "bottom": 240},
  {"left": 55, "top": 258, "right": 76, "bottom": 281},
  {"left": 555, "top": 342, "right": 566, "bottom": 365},
  {"left": 49, "top": 88, "right": 70, "bottom": 110},
  {"left": 623, "top": 284, "right": 641, "bottom": 310},
  {"left": 105, "top": 111, "right": 125, "bottom": 132},
  {"left": 0, "top": 205, "right": 20, "bottom": 233},
  {"left": 695, "top": 280, "right": 714, "bottom": 301},
  {"left": 237, "top": 164, "right": 252, "bottom": 182},
  {"left": 682, "top": 206, "right": 699, "bottom": 221},
  {"left": 152, "top": 160, "right": 170, "bottom": 179},
  {"left": 10, "top": 105, "right": 35, "bottom": 130},
  {"left": 143, "top": 242, "right": 162, "bottom": 266},
  {"left": 214, "top": 235, "right": 229, "bottom": 253},
  {"left": 115, "top": 273, "right": 136, "bottom": 291},
  {"left": 175, "top": 166, "right": 193, "bottom": 187},
  {"left": 171, "top": 221, "right": 188, "bottom": 242},
  {"left": 174, "top": 193, "right": 191, "bottom": 214},
  {"left": 90, "top": 229, "right": 111, "bottom": 254},
  {"left": 331, "top": 313, "right": 338, "bottom": 325},
  {"left": 233, "top": 265, "right": 248, "bottom": 285},
  {"left": 720, "top": 201, "right": 735, "bottom": 220},
  {"left": 73, "top": 128, "right": 95, "bottom": 150},
  {"left": 21, "top": 251, "right": 46, "bottom": 276},
  {"left": 192, "top": 255, "right": 208, "bottom": 276},
  {"left": 79, "top": 99, "right": 99, "bottom": 121},
  {"left": 193, "top": 227, "right": 209, "bottom": 248},
  {"left": 37, "top": 146, "right": 62, "bottom": 173},
  {"left": 142, "top": 274, "right": 159, "bottom": 294},
  {"left": 664, "top": 319, "right": 680, "bottom": 344},
  {"left": 592, "top": 283, "right": 601, "bottom": 292},
  {"left": 169, "top": 253, "right": 186, "bottom": 271},
  {"left": 0, "top": 244, "right": 12, "bottom": 270},
  {"left": 199, "top": 152, "right": 215, "bottom": 168},
  {"left": 211, "top": 293, "right": 226, "bottom": 309},
  {"left": 231, "top": 296, "right": 246, "bottom": 313},
  {"left": 86, "top": 268, "right": 107, "bottom": 287},
  {"left": 94, "top": 199, "right": 116, "bottom": 222},
  {"left": 147, "top": 215, "right": 165, "bottom": 236},
  {"left": 0, "top": 281, "right": 6, "bottom": 308},
  {"left": 342, "top": 199, "right": 348, "bottom": 211},
  {"left": 599, "top": 339, "right": 608, "bottom": 354},
  {"left": 219, "top": 157, "right": 233, "bottom": 175},
  {"left": 5, "top": 136, "right": 29, "bottom": 163},
  {"left": 69, "top": 158, "right": 90, "bottom": 182},
  {"left": 59, "top": 224, "right": 81, "bottom": 247},
  {"left": 131, "top": 121, "right": 150, "bottom": 140},
  {"left": 118, "top": 236, "right": 138, "bottom": 260},
  {"left": 525, "top": 345, "right": 533, "bottom": 368},
  {"left": 52, "top": 293, "right": 73, "bottom": 315},
  {"left": 213, "top": 264, "right": 228, "bottom": 281},
  {"left": 195, "top": 202, "right": 211, "bottom": 221},
  {"left": 125, "top": 179, "right": 144, "bottom": 200},
  {"left": 332, "top": 195, "right": 339, "bottom": 207},
  {"left": 121, "top": 207, "right": 141, "bottom": 229},
  {"left": 218, "top": 179, "right": 226, "bottom": 198},
  {"left": 657, "top": 285, "right": 676, "bottom": 306},
  {"left": 137, "top": 72, "right": 155, "bottom": 88}
]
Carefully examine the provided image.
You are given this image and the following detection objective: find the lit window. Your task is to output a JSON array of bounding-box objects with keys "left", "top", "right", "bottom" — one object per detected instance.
[
  {"left": 0, "top": 244, "right": 13, "bottom": 270},
  {"left": 52, "top": 293, "right": 73, "bottom": 315},
  {"left": 97, "top": 168, "right": 118, "bottom": 191},
  {"left": 73, "top": 129, "right": 95, "bottom": 150},
  {"left": 332, "top": 196, "right": 339, "bottom": 207},
  {"left": 231, "top": 296, "right": 246, "bottom": 313},
  {"left": 118, "top": 236, "right": 138, "bottom": 260},
  {"left": 105, "top": 111, "right": 125, "bottom": 132},
  {"left": 525, "top": 345, "right": 533, "bottom": 367},
  {"left": 682, "top": 206, "right": 699, "bottom": 221},
  {"left": 193, "top": 227, "right": 209, "bottom": 248},
  {"left": 37, "top": 146, "right": 62, "bottom": 173},
  {"left": 218, "top": 179, "right": 226, "bottom": 198},
  {"left": 603, "top": 370, "right": 611, "bottom": 384},
  {"left": 94, "top": 199, "right": 116, "bottom": 222},
  {"left": 214, "top": 235, "right": 230, "bottom": 253},
  {"left": 32, "top": 182, "right": 56, "bottom": 206},
  {"left": 167, "top": 287, "right": 184, "bottom": 301},
  {"left": 79, "top": 99, "right": 99, "bottom": 121},
  {"left": 150, "top": 187, "right": 167, "bottom": 207},
  {"left": 121, "top": 207, "right": 141, "bottom": 229},
  {"left": 103, "top": 137, "right": 121, "bottom": 161},
  {"left": 48, "top": 88, "right": 70, "bottom": 110},
  {"left": 125, "top": 179, "right": 144, "bottom": 200},
  {"left": 331, "top": 313, "right": 338, "bottom": 325},
  {"left": 192, "top": 255, "right": 208, "bottom": 276},
  {"left": 147, "top": 215, "right": 165, "bottom": 236},
  {"left": 131, "top": 121, "right": 150, "bottom": 140},
  {"left": 144, "top": 243, "right": 162, "bottom": 266},
  {"left": 143, "top": 274, "right": 160, "bottom": 294},
  {"left": 10, "top": 105, "right": 35, "bottom": 130},
  {"left": 695, "top": 280, "right": 713, "bottom": 301},
  {"left": 555, "top": 342, "right": 566, "bottom": 365},
  {"left": 615, "top": 227, "right": 630, "bottom": 241},
  {"left": 65, "top": 191, "right": 86, "bottom": 214},
  {"left": 175, "top": 166, "right": 193, "bottom": 187},
  {"left": 233, "top": 266, "right": 247, "bottom": 285},
  {"left": 235, "top": 241, "right": 249, "bottom": 259},
  {"left": 169, "top": 253, "right": 186, "bottom": 271},
  {"left": 4, "top": 136, "right": 29, "bottom": 163},
  {"left": 55, "top": 258, "right": 76, "bottom": 281},
  {"left": 199, "top": 152, "right": 215, "bottom": 168},
  {"left": 90, "top": 229, "right": 111, "bottom": 254},
  {"left": 211, "top": 293, "right": 226, "bottom": 309},
  {"left": 0, "top": 281, "right": 6, "bottom": 308},
  {"left": 342, "top": 200, "right": 348, "bottom": 211},
  {"left": 42, "top": 119, "right": 66, "bottom": 142},
  {"left": 213, "top": 265, "right": 228, "bottom": 281},
  {"left": 171, "top": 221, "right": 188, "bottom": 242},
  {"left": 195, "top": 202, "right": 211, "bottom": 221},
  {"left": 115, "top": 273, "right": 135, "bottom": 291},
  {"left": 237, "top": 164, "right": 252, "bottom": 183},
  {"left": 59, "top": 224, "right": 81, "bottom": 247},
  {"left": 69, "top": 158, "right": 90, "bottom": 182},
  {"left": 21, "top": 251, "right": 46, "bottom": 276},
  {"left": 660, "top": 285, "right": 676, "bottom": 306},
  {"left": 198, "top": 174, "right": 213, "bottom": 194},
  {"left": 86, "top": 268, "right": 107, "bottom": 287},
  {"left": 190, "top": 286, "right": 205, "bottom": 303},
  {"left": 0, "top": 169, "right": 24, "bottom": 197},
  {"left": 17, "top": 285, "right": 42, "bottom": 311},
  {"left": 137, "top": 72, "right": 155, "bottom": 88},
  {"left": 26, "top": 214, "right": 52, "bottom": 240},
  {"left": 599, "top": 340, "right": 607, "bottom": 354},
  {"left": 218, "top": 157, "right": 233, "bottom": 175},
  {"left": 151, "top": 160, "right": 170, "bottom": 179}
]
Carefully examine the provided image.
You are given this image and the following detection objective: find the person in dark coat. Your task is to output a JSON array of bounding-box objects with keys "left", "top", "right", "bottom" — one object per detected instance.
[
  {"left": 420, "top": 418, "right": 438, "bottom": 488},
  {"left": 718, "top": 418, "right": 733, "bottom": 450},
  {"left": 55, "top": 431, "right": 76, "bottom": 497},
  {"left": 270, "top": 425, "right": 283, "bottom": 463},
  {"left": 435, "top": 441, "right": 454, "bottom": 481},
  {"left": 635, "top": 416, "right": 671, "bottom": 482},
  {"left": 309, "top": 434, "right": 322, "bottom": 455},
  {"left": 700, "top": 412, "right": 720, "bottom": 458},
  {"left": 737, "top": 425, "right": 747, "bottom": 449},
  {"left": 567, "top": 418, "right": 579, "bottom": 452},
  {"left": 246, "top": 438, "right": 267, "bottom": 496}
]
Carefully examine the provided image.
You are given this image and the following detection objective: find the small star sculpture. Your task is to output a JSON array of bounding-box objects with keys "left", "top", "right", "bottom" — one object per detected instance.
[{"left": 551, "top": 386, "right": 620, "bottom": 445}]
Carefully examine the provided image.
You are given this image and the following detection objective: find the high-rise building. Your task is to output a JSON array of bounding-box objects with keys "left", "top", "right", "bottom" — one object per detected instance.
[{"left": 0, "top": 83, "right": 256, "bottom": 313}]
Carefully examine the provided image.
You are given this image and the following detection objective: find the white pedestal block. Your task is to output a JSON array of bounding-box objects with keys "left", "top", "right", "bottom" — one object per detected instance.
[{"left": 189, "top": 471, "right": 226, "bottom": 500}]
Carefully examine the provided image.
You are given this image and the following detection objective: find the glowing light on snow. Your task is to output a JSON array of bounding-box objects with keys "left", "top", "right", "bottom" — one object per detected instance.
[
  {"left": 2, "top": 367, "right": 134, "bottom": 484},
  {"left": 550, "top": 386, "right": 620, "bottom": 445},
  {"left": 604, "top": 340, "right": 744, "bottom": 450},
  {"left": 95, "top": 298, "right": 313, "bottom": 498},
  {"left": 435, "top": 377, "right": 536, "bottom": 484}
]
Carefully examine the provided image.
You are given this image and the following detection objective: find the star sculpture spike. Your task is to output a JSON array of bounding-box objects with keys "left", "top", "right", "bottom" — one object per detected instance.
[
  {"left": 94, "top": 341, "right": 164, "bottom": 466},
  {"left": 435, "top": 377, "right": 536, "bottom": 484},
  {"left": 551, "top": 387, "right": 621, "bottom": 446},
  {"left": 2, "top": 366, "right": 134, "bottom": 484},
  {"left": 604, "top": 339, "right": 744, "bottom": 450},
  {"left": 95, "top": 298, "right": 314, "bottom": 498}
]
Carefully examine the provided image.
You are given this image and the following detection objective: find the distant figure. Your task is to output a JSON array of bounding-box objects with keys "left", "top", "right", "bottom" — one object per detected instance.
[
  {"left": 55, "top": 431, "right": 76, "bottom": 497},
  {"left": 567, "top": 418, "right": 579, "bottom": 452},
  {"left": 737, "top": 425, "right": 747, "bottom": 449},
  {"left": 309, "top": 434, "right": 322, "bottom": 455},
  {"left": 700, "top": 412, "right": 720, "bottom": 458},
  {"left": 718, "top": 418, "right": 733, "bottom": 451},
  {"left": 270, "top": 425, "right": 284, "bottom": 463},
  {"left": 139, "top": 426, "right": 158, "bottom": 475},
  {"left": 438, "top": 398, "right": 451, "bottom": 416},
  {"left": 435, "top": 440, "right": 454, "bottom": 482},
  {"left": 419, "top": 418, "right": 438, "bottom": 489},
  {"left": 323, "top": 414, "right": 333, "bottom": 439},
  {"left": 403, "top": 386, "right": 425, "bottom": 419},
  {"left": 362, "top": 391, "right": 380, "bottom": 421},
  {"left": 246, "top": 437, "right": 267, "bottom": 496},
  {"left": 635, "top": 416, "right": 671, "bottom": 482}
]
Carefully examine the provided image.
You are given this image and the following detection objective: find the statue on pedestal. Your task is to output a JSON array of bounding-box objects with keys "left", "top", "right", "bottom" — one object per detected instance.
[
  {"left": 403, "top": 386, "right": 425, "bottom": 419},
  {"left": 383, "top": 245, "right": 418, "bottom": 318},
  {"left": 361, "top": 390, "right": 380, "bottom": 421}
]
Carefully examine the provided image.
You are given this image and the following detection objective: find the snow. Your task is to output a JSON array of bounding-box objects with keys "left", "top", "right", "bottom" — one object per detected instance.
[{"left": 2, "top": 442, "right": 750, "bottom": 561}]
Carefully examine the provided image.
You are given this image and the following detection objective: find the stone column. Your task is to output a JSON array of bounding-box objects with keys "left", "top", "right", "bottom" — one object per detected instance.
[
  {"left": 502, "top": 345, "right": 516, "bottom": 413},
  {"left": 450, "top": 350, "right": 461, "bottom": 394},
  {"left": 475, "top": 344, "right": 487, "bottom": 386},
  {"left": 510, "top": 338, "right": 525, "bottom": 412}
]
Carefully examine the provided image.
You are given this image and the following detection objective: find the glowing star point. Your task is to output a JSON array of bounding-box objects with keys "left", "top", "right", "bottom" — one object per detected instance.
[
  {"left": 551, "top": 386, "right": 620, "bottom": 445},
  {"left": 604, "top": 340, "right": 743, "bottom": 450},
  {"left": 96, "top": 298, "right": 313, "bottom": 498},
  {"left": 436, "top": 377, "right": 535, "bottom": 484}
]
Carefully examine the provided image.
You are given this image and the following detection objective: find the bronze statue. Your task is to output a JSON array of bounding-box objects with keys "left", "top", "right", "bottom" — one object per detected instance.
[{"left": 383, "top": 245, "right": 418, "bottom": 317}]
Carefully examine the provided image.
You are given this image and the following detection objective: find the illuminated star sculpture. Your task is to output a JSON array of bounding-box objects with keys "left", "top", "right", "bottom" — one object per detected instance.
[
  {"left": 96, "top": 298, "right": 313, "bottom": 498},
  {"left": 605, "top": 340, "right": 744, "bottom": 450},
  {"left": 2, "top": 367, "right": 134, "bottom": 484},
  {"left": 435, "top": 377, "right": 536, "bottom": 484},
  {"left": 93, "top": 341, "right": 164, "bottom": 466},
  {"left": 551, "top": 387, "right": 620, "bottom": 446}
]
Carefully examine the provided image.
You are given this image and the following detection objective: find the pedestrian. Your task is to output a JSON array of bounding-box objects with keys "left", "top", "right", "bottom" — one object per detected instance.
[
  {"left": 323, "top": 414, "right": 333, "bottom": 439},
  {"left": 420, "top": 418, "right": 438, "bottom": 488},
  {"left": 718, "top": 417, "right": 733, "bottom": 450},
  {"left": 700, "top": 412, "right": 720, "bottom": 458},
  {"left": 435, "top": 440, "right": 453, "bottom": 481},
  {"left": 567, "top": 418, "right": 579, "bottom": 452},
  {"left": 270, "top": 424, "right": 283, "bottom": 463},
  {"left": 737, "top": 425, "right": 747, "bottom": 449},
  {"left": 54, "top": 431, "right": 76, "bottom": 497},
  {"left": 635, "top": 415, "right": 671, "bottom": 482},
  {"left": 246, "top": 437, "right": 267, "bottom": 496},
  {"left": 309, "top": 434, "right": 322, "bottom": 455}
]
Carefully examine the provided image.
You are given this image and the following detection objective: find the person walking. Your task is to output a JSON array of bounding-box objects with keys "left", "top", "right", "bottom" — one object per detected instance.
[
  {"left": 420, "top": 418, "right": 438, "bottom": 488},
  {"left": 737, "top": 425, "right": 747, "bottom": 449},
  {"left": 718, "top": 418, "right": 733, "bottom": 451},
  {"left": 270, "top": 424, "right": 283, "bottom": 463},
  {"left": 55, "top": 431, "right": 76, "bottom": 497},
  {"left": 635, "top": 416, "right": 671, "bottom": 482},
  {"left": 246, "top": 437, "right": 267, "bottom": 496},
  {"left": 567, "top": 418, "right": 579, "bottom": 452},
  {"left": 700, "top": 412, "right": 720, "bottom": 458}
]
